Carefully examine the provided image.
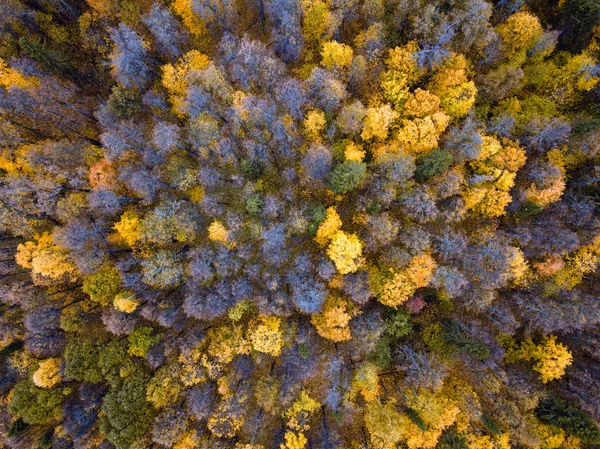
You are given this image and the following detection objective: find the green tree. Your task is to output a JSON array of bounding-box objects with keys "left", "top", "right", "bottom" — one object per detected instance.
[
  {"left": 9, "top": 380, "right": 69, "bottom": 424},
  {"left": 327, "top": 160, "right": 367, "bottom": 194}
]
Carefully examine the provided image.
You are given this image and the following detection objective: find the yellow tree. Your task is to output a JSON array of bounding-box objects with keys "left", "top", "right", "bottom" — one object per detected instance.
[
  {"left": 16, "top": 233, "right": 78, "bottom": 282},
  {"left": 248, "top": 315, "right": 284, "bottom": 357},
  {"left": 519, "top": 336, "right": 573, "bottom": 383},
  {"left": 380, "top": 42, "right": 420, "bottom": 105},
  {"left": 315, "top": 206, "right": 342, "bottom": 245},
  {"left": 321, "top": 41, "right": 353, "bottom": 71},
  {"left": 32, "top": 358, "right": 62, "bottom": 388},
  {"left": 162, "top": 50, "right": 210, "bottom": 116},
  {"left": 280, "top": 431, "right": 307, "bottom": 449},
  {"left": 428, "top": 54, "right": 477, "bottom": 118},
  {"left": 326, "top": 230, "right": 363, "bottom": 274},
  {"left": 311, "top": 295, "right": 354, "bottom": 342},
  {"left": 361, "top": 104, "right": 397, "bottom": 141}
]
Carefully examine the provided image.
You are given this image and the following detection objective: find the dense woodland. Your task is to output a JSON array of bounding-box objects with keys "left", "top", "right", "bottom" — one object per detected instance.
[{"left": 1, "top": 0, "right": 600, "bottom": 448}]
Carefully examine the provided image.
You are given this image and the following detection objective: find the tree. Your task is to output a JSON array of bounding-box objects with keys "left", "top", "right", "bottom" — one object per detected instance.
[
  {"left": 100, "top": 371, "right": 154, "bottom": 449},
  {"left": 535, "top": 396, "right": 600, "bottom": 444},
  {"left": 64, "top": 339, "right": 103, "bottom": 383},
  {"left": 9, "top": 379, "right": 68, "bottom": 425},
  {"left": 281, "top": 431, "right": 307, "bottom": 449},
  {"left": 248, "top": 315, "right": 284, "bottom": 356},
  {"left": 152, "top": 406, "right": 187, "bottom": 446},
  {"left": 128, "top": 326, "right": 161, "bottom": 358},
  {"left": 109, "top": 24, "right": 154, "bottom": 89},
  {"left": 311, "top": 295, "right": 354, "bottom": 342},
  {"left": 361, "top": 104, "right": 397, "bottom": 141},
  {"left": 147, "top": 365, "right": 183, "bottom": 409},
  {"left": 326, "top": 231, "right": 363, "bottom": 274},
  {"left": 82, "top": 265, "right": 121, "bottom": 305},
  {"left": 511, "top": 336, "right": 573, "bottom": 383},
  {"left": 16, "top": 233, "right": 78, "bottom": 283},
  {"left": 321, "top": 41, "right": 353, "bottom": 71},
  {"left": 32, "top": 358, "right": 62, "bottom": 388},
  {"left": 415, "top": 149, "right": 453, "bottom": 181},
  {"left": 328, "top": 160, "right": 367, "bottom": 194}
]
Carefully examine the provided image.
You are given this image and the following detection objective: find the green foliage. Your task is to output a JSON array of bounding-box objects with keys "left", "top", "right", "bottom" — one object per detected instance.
[
  {"left": 327, "top": 160, "right": 367, "bottom": 194},
  {"left": 384, "top": 308, "right": 413, "bottom": 339},
  {"left": 39, "top": 428, "right": 54, "bottom": 448},
  {"left": 246, "top": 194, "right": 264, "bottom": 216},
  {"left": 82, "top": 266, "right": 121, "bottom": 306},
  {"left": 64, "top": 339, "right": 103, "bottom": 383},
  {"left": 18, "top": 37, "right": 74, "bottom": 76},
  {"left": 100, "top": 371, "right": 154, "bottom": 449},
  {"left": 128, "top": 326, "right": 161, "bottom": 357},
  {"left": 7, "top": 418, "right": 28, "bottom": 438},
  {"left": 306, "top": 205, "right": 327, "bottom": 236},
  {"left": 442, "top": 320, "right": 491, "bottom": 361},
  {"left": 241, "top": 158, "right": 264, "bottom": 180},
  {"left": 107, "top": 86, "right": 141, "bottom": 118},
  {"left": 436, "top": 428, "right": 469, "bottom": 449},
  {"left": 535, "top": 396, "right": 600, "bottom": 444},
  {"left": 297, "top": 342, "right": 310, "bottom": 360},
  {"left": 8, "top": 380, "right": 68, "bottom": 425},
  {"left": 481, "top": 412, "right": 503, "bottom": 436},
  {"left": 415, "top": 149, "right": 453, "bottom": 181},
  {"left": 370, "top": 337, "right": 392, "bottom": 369},
  {"left": 518, "top": 201, "right": 544, "bottom": 217}
]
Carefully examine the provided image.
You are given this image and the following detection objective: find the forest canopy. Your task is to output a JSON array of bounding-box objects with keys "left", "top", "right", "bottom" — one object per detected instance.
[{"left": 1, "top": 0, "right": 600, "bottom": 448}]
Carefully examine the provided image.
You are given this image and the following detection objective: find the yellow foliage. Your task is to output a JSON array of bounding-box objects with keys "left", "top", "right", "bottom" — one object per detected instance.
[
  {"left": 173, "top": 431, "right": 199, "bottom": 449},
  {"left": 162, "top": 50, "right": 210, "bottom": 116},
  {"left": 172, "top": 0, "right": 206, "bottom": 36},
  {"left": 496, "top": 11, "right": 543, "bottom": 61},
  {"left": 462, "top": 185, "right": 512, "bottom": 217},
  {"left": 304, "top": 109, "right": 327, "bottom": 141},
  {"left": 439, "top": 81, "right": 477, "bottom": 118},
  {"left": 32, "top": 358, "right": 62, "bottom": 388},
  {"left": 0, "top": 58, "right": 39, "bottom": 90},
  {"left": 302, "top": 0, "right": 335, "bottom": 45},
  {"left": 428, "top": 54, "right": 476, "bottom": 118},
  {"left": 321, "top": 41, "right": 353, "bottom": 70},
  {"left": 315, "top": 207, "right": 342, "bottom": 245},
  {"left": 326, "top": 230, "right": 363, "bottom": 274},
  {"left": 525, "top": 176, "right": 566, "bottom": 207},
  {"left": 380, "top": 42, "right": 420, "bottom": 105},
  {"left": 113, "top": 211, "right": 141, "bottom": 246},
  {"left": 344, "top": 142, "right": 366, "bottom": 161},
  {"left": 206, "top": 325, "right": 251, "bottom": 365},
  {"left": 517, "top": 336, "right": 572, "bottom": 383},
  {"left": 208, "top": 220, "right": 230, "bottom": 245},
  {"left": 406, "top": 253, "right": 437, "bottom": 288},
  {"left": 429, "top": 54, "right": 470, "bottom": 92},
  {"left": 395, "top": 114, "right": 449, "bottom": 156},
  {"left": 281, "top": 431, "right": 307, "bottom": 449},
  {"left": 371, "top": 268, "right": 415, "bottom": 307},
  {"left": 404, "top": 89, "right": 441, "bottom": 118},
  {"left": 284, "top": 390, "right": 320, "bottom": 431},
  {"left": 16, "top": 233, "right": 78, "bottom": 281},
  {"left": 311, "top": 295, "right": 354, "bottom": 342},
  {"left": 399, "top": 389, "right": 460, "bottom": 449},
  {"left": 361, "top": 104, "right": 397, "bottom": 141},
  {"left": 188, "top": 185, "right": 205, "bottom": 203},
  {"left": 365, "top": 401, "right": 404, "bottom": 448},
  {"left": 350, "top": 362, "right": 380, "bottom": 402},
  {"left": 207, "top": 401, "right": 244, "bottom": 438},
  {"left": 113, "top": 290, "right": 139, "bottom": 313},
  {"left": 386, "top": 42, "right": 420, "bottom": 76},
  {"left": 371, "top": 254, "right": 436, "bottom": 307},
  {"left": 467, "top": 434, "right": 494, "bottom": 449},
  {"left": 248, "top": 316, "right": 284, "bottom": 356}
]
